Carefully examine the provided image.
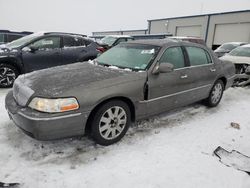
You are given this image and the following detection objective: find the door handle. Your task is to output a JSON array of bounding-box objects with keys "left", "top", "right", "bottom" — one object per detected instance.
[
  {"left": 210, "top": 68, "right": 216, "bottom": 72},
  {"left": 180, "top": 74, "right": 188, "bottom": 79}
]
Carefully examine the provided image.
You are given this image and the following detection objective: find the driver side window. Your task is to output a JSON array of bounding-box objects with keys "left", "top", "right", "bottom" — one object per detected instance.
[
  {"left": 29, "top": 37, "right": 61, "bottom": 50},
  {"left": 159, "top": 47, "right": 185, "bottom": 69}
]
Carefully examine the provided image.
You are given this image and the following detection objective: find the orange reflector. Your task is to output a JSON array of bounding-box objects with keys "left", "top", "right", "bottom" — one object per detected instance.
[{"left": 60, "top": 103, "right": 79, "bottom": 112}]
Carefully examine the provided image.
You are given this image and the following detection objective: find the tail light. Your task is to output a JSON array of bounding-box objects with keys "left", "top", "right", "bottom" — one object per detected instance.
[{"left": 96, "top": 47, "right": 105, "bottom": 53}]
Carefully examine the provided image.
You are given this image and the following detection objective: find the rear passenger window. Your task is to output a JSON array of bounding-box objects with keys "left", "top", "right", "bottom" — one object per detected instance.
[
  {"left": 186, "top": 47, "right": 210, "bottom": 66},
  {"left": 63, "top": 36, "right": 84, "bottom": 47},
  {"left": 159, "top": 47, "right": 185, "bottom": 69}
]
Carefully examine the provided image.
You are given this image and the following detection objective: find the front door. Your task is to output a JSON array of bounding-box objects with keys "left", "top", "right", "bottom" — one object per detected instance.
[
  {"left": 146, "top": 46, "right": 195, "bottom": 116},
  {"left": 22, "top": 36, "right": 62, "bottom": 72}
]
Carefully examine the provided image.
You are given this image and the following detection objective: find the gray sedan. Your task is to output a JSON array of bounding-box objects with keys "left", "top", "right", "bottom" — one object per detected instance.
[{"left": 5, "top": 39, "right": 235, "bottom": 145}]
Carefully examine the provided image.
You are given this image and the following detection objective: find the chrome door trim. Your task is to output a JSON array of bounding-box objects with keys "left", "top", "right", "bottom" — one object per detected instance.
[{"left": 139, "top": 84, "right": 212, "bottom": 103}]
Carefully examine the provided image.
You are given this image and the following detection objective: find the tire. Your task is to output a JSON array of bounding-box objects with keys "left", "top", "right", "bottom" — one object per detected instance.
[
  {"left": 205, "top": 80, "right": 224, "bottom": 107},
  {"left": 91, "top": 100, "right": 131, "bottom": 146},
  {"left": 0, "top": 63, "right": 19, "bottom": 88}
]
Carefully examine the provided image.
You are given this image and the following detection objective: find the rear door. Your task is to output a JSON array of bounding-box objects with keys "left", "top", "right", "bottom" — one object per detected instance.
[
  {"left": 183, "top": 46, "right": 217, "bottom": 100},
  {"left": 146, "top": 46, "right": 196, "bottom": 115},
  {"left": 22, "top": 36, "right": 62, "bottom": 72},
  {"left": 61, "top": 36, "right": 93, "bottom": 64}
]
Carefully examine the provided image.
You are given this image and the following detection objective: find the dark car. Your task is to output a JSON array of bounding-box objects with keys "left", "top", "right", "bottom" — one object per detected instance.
[
  {"left": 98, "top": 35, "right": 134, "bottom": 51},
  {"left": 214, "top": 42, "right": 247, "bottom": 58},
  {"left": 5, "top": 39, "right": 235, "bottom": 146},
  {"left": 0, "top": 30, "right": 33, "bottom": 45},
  {"left": 0, "top": 32, "right": 100, "bottom": 87}
]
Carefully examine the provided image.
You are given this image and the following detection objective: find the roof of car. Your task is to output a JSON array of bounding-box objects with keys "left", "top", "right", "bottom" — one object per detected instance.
[
  {"left": 242, "top": 44, "right": 250, "bottom": 48},
  {"left": 125, "top": 38, "right": 209, "bottom": 50},
  {"left": 107, "top": 35, "right": 133, "bottom": 38},
  {"left": 168, "top": 36, "right": 203, "bottom": 40},
  {"left": 126, "top": 38, "right": 180, "bottom": 47},
  {"left": 0, "top": 30, "right": 33, "bottom": 35},
  {"left": 44, "top": 32, "right": 87, "bottom": 37},
  {"left": 222, "top": 42, "right": 247, "bottom": 45}
]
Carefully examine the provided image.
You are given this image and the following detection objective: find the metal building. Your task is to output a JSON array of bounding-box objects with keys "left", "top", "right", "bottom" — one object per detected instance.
[{"left": 148, "top": 10, "right": 250, "bottom": 49}]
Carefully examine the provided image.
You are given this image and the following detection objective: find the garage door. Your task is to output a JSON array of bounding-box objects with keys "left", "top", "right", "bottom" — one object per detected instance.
[
  {"left": 176, "top": 25, "right": 202, "bottom": 37},
  {"left": 213, "top": 23, "right": 250, "bottom": 45}
]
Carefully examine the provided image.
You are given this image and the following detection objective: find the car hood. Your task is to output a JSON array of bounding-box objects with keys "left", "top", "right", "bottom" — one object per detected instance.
[
  {"left": 14, "top": 62, "right": 147, "bottom": 98},
  {"left": 214, "top": 48, "right": 229, "bottom": 53},
  {"left": 220, "top": 55, "right": 250, "bottom": 65},
  {"left": 0, "top": 47, "right": 19, "bottom": 57}
]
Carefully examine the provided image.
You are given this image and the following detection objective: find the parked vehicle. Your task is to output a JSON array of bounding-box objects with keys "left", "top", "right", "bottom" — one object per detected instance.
[
  {"left": 220, "top": 44, "right": 250, "bottom": 86},
  {"left": 214, "top": 42, "right": 247, "bottom": 57},
  {"left": 0, "top": 32, "right": 100, "bottom": 87},
  {"left": 0, "top": 30, "right": 32, "bottom": 45},
  {"left": 98, "top": 35, "right": 134, "bottom": 51},
  {"left": 5, "top": 39, "right": 235, "bottom": 145},
  {"left": 168, "top": 36, "right": 207, "bottom": 46}
]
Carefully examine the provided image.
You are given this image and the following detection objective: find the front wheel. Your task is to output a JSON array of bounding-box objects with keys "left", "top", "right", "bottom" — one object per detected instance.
[
  {"left": 205, "top": 80, "right": 224, "bottom": 107},
  {"left": 0, "top": 64, "right": 19, "bottom": 88},
  {"left": 91, "top": 100, "right": 131, "bottom": 146}
]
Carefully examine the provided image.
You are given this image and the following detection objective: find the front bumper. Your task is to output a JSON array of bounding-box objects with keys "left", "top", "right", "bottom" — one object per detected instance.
[{"left": 5, "top": 91, "right": 90, "bottom": 140}]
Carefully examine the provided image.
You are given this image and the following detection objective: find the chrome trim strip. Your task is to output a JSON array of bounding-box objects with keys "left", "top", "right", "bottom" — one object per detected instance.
[
  {"left": 174, "top": 63, "right": 215, "bottom": 71},
  {"left": 18, "top": 112, "right": 82, "bottom": 121},
  {"left": 139, "top": 84, "right": 212, "bottom": 103}
]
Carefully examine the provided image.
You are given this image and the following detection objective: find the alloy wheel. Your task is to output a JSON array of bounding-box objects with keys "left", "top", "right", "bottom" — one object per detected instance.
[
  {"left": 211, "top": 83, "right": 223, "bottom": 104},
  {"left": 99, "top": 106, "right": 127, "bottom": 140},
  {"left": 0, "top": 67, "right": 16, "bottom": 87}
]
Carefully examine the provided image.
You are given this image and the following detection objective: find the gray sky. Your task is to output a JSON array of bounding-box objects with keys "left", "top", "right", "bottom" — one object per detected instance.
[{"left": 0, "top": 0, "right": 249, "bottom": 36}]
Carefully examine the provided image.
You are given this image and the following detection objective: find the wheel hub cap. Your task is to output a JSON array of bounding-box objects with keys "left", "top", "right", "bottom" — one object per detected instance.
[
  {"left": 0, "top": 67, "right": 16, "bottom": 86},
  {"left": 99, "top": 106, "right": 127, "bottom": 140},
  {"left": 211, "top": 83, "right": 222, "bottom": 104}
]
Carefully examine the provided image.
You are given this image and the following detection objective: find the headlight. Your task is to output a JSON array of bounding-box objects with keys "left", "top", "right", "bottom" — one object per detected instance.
[{"left": 28, "top": 97, "right": 79, "bottom": 113}]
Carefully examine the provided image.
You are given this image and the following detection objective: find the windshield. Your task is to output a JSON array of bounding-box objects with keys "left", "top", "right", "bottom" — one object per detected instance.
[
  {"left": 6, "top": 32, "right": 43, "bottom": 49},
  {"left": 100, "top": 36, "right": 117, "bottom": 46},
  {"left": 229, "top": 46, "right": 250, "bottom": 57},
  {"left": 218, "top": 43, "right": 239, "bottom": 51},
  {"left": 96, "top": 44, "right": 160, "bottom": 70}
]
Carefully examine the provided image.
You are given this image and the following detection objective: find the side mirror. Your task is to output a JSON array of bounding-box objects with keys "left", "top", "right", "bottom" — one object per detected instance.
[
  {"left": 29, "top": 45, "right": 39, "bottom": 53},
  {"left": 152, "top": 63, "right": 174, "bottom": 74}
]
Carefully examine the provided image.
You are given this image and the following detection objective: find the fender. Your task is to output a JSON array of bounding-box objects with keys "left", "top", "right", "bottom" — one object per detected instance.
[{"left": 0, "top": 56, "right": 25, "bottom": 74}]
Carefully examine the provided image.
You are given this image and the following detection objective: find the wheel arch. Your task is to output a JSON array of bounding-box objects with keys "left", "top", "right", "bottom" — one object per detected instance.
[
  {"left": 216, "top": 76, "right": 227, "bottom": 90},
  {"left": 85, "top": 96, "right": 136, "bottom": 133},
  {"left": 0, "top": 58, "right": 23, "bottom": 74}
]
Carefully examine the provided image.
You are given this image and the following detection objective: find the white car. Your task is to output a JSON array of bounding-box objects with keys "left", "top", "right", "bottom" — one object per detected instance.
[{"left": 220, "top": 44, "right": 250, "bottom": 86}]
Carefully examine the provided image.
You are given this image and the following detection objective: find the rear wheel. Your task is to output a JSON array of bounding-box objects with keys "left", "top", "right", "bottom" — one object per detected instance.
[
  {"left": 205, "top": 80, "right": 224, "bottom": 107},
  {"left": 0, "top": 63, "right": 19, "bottom": 88},
  {"left": 91, "top": 100, "right": 131, "bottom": 146}
]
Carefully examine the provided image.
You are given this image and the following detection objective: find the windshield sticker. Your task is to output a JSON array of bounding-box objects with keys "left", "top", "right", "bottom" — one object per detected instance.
[{"left": 141, "top": 49, "right": 155, "bottom": 54}]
